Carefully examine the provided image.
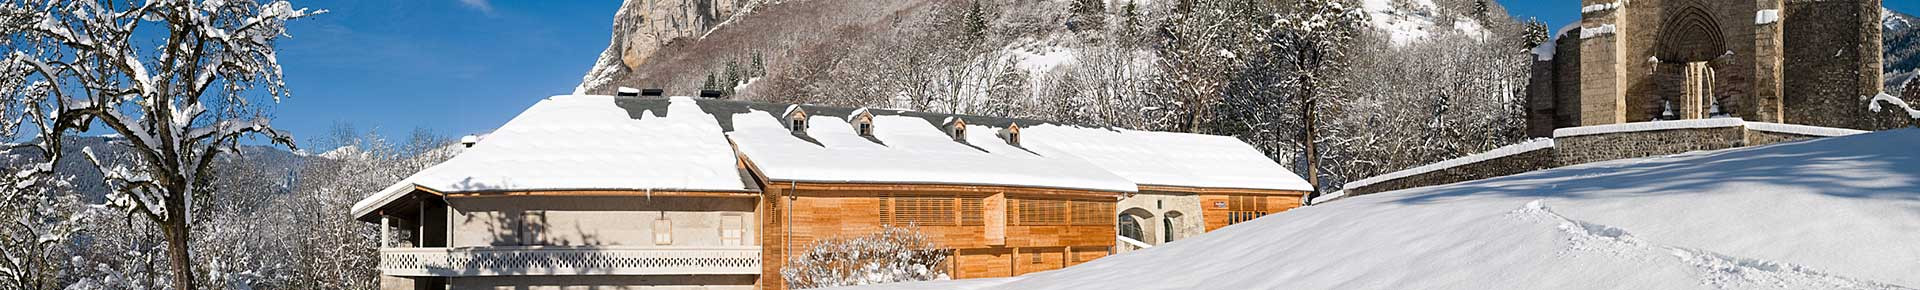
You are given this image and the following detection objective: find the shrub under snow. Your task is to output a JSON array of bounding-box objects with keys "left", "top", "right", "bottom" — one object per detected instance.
[{"left": 780, "top": 225, "right": 951, "bottom": 289}]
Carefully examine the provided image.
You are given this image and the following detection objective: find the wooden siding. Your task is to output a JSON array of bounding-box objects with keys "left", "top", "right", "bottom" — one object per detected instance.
[
  {"left": 759, "top": 182, "right": 1121, "bottom": 290},
  {"left": 1199, "top": 192, "right": 1307, "bottom": 232}
]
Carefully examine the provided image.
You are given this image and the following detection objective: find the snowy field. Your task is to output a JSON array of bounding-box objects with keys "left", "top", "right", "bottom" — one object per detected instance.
[{"left": 836, "top": 129, "right": 1920, "bottom": 290}]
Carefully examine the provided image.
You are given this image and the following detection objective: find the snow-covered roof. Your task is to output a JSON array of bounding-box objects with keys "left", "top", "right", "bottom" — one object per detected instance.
[
  {"left": 836, "top": 129, "right": 1920, "bottom": 290},
  {"left": 725, "top": 106, "right": 1138, "bottom": 193},
  {"left": 351, "top": 96, "right": 750, "bottom": 219},
  {"left": 355, "top": 95, "right": 1308, "bottom": 219},
  {"left": 1022, "top": 125, "right": 1314, "bottom": 192}
]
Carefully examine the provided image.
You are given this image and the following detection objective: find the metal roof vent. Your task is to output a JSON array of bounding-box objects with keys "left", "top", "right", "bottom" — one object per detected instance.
[
  {"left": 640, "top": 88, "right": 664, "bottom": 96},
  {"left": 616, "top": 87, "right": 641, "bottom": 97},
  {"left": 700, "top": 89, "right": 724, "bottom": 99}
]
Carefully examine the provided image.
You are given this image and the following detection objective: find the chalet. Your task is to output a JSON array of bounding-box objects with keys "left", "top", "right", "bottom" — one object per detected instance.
[{"left": 351, "top": 94, "right": 1310, "bottom": 290}]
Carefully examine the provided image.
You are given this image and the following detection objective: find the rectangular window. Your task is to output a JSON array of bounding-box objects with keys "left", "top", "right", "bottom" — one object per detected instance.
[
  {"left": 652, "top": 218, "right": 673, "bottom": 245},
  {"left": 1070, "top": 200, "right": 1112, "bottom": 225},
  {"left": 892, "top": 196, "right": 956, "bottom": 226},
  {"left": 959, "top": 197, "right": 985, "bottom": 226},
  {"left": 1226, "top": 196, "right": 1270, "bottom": 226},
  {"left": 1018, "top": 199, "right": 1068, "bottom": 225},
  {"left": 721, "top": 214, "right": 744, "bottom": 246}
]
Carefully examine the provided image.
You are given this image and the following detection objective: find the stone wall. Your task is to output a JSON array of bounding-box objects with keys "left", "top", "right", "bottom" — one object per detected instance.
[
  {"left": 1746, "top": 129, "right": 1823, "bottom": 146},
  {"left": 1344, "top": 147, "right": 1556, "bottom": 196},
  {"left": 1783, "top": 0, "right": 1897, "bottom": 130},
  {"left": 1340, "top": 122, "right": 1864, "bottom": 199},
  {"left": 1554, "top": 126, "right": 1745, "bottom": 166}
]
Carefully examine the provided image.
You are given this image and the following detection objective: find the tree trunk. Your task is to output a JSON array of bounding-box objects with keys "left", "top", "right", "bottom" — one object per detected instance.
[
  {"left": 1303, "top": 97, "right": 1320, "bottom": 193},
  {"left": 161, "top": 215, "right": 196, "bottom": 290}
]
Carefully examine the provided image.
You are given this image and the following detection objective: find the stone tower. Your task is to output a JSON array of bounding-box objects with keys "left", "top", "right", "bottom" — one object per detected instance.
[{"left": 1525, "top": 0, "right": 1888, "bottom": 136}]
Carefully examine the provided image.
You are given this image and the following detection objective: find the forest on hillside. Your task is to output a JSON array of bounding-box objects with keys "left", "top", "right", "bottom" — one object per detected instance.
[{"left": 583, "top": 0, "right": 1543, "bottom": 193}]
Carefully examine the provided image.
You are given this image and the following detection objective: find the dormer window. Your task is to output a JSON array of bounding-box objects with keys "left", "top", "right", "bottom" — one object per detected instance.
[
  {"left": 944, "top": 117, "right": 968, "bottom": 142},
  {"left": 999, "top": 124, "right": 1022, "bottom": 146},
  {"left": 850, "top": 108, "right": 875, "bottom": 137},
  {"left": 783, "top": 105, "right": 809, "bottom": 135}
]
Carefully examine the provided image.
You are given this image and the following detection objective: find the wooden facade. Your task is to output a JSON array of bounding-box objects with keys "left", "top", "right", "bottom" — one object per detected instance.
[
  {"left": 756, "top": 181, "right": 1121, "bottom": 290},
  {"left": 1140, "top": 185, "right": 1307, "bottom": 232}
]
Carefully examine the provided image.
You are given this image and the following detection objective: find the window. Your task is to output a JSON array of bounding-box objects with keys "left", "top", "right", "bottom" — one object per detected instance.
[
  {"left": 789, "top": 118, "right": 807, "bottom": 134},
  {"left": 1163, "top": 217, "right": 1175, "bottom": 243},
  {"left": 959, "top": 197, "right": 984, "bottom": 226},
  {"left": 1225, "top": 196, "right": 1270, "bottom": 225},
  {"left": 1117, "top": 214, "right": 1143, "bottom": 242},
  {"left": 1018, "top": 199, "right": 1067, "bottom": 225},
  {"left": 889, "top": 196, "right": 957, "bottom": 226},
  {"left": 1070, "top": 201, "right": 1112, "bottom": 225},
  {"left": 952, "top": 126, "right": 967, "bottom": 142},
  {"left": 1007, "top": 132, "right": 1019, "bottom": 146},
  {"left": 652, "top": 218, "right": 673, "bottom": 245},
  {"left": 858, "top": 122, "right": 873, "bottom": 136},
  {"left": 721, "top": 214, "right": 744, "bottom": 246}
]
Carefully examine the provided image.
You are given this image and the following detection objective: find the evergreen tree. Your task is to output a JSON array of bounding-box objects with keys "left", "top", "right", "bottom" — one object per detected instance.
[{"left": 1522, "top": 18, "right": 1551, "bottom": 50}]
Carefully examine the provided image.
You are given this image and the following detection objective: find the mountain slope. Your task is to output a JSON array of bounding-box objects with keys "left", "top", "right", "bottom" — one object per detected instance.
[
  {"left": 840, "top": 130, "right": 1920, "bottom": 290},
  {"left": 1887, "top": 7, "right": 1918, "bottom": 93}
]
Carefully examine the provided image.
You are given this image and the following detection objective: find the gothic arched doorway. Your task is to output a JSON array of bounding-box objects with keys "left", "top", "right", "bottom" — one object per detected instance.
[{"left": 1653, "top": 4, "right": 1729, "bottom": 120}]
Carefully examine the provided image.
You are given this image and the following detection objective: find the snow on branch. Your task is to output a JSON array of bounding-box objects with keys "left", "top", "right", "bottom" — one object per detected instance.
[
  {"left": 781, "top": 224, "right": 951, "bottom": 289},
  {"left": 1869, "top": 92, "right": 1920, "bottom": 126}
]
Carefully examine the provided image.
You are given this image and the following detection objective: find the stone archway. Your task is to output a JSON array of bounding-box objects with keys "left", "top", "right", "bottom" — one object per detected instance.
[
  {"left": 1118, "top": 208, "right": 1156, "bottom": 245},
  {"left": 1162, "top": 211, "right": 1185, "bottom": 243},
  {"left": 1654, "top": 4, "right": 1729, "bottom": 119}
]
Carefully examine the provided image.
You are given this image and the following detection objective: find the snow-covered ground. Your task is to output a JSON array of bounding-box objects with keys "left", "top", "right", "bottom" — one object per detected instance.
[{"left": 836, "top": 129, "right": 1920, "bottom": 290}]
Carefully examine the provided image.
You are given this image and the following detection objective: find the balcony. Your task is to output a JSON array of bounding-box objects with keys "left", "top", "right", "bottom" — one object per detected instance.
[{"left": 378, "top": 246, "right": 761, "bottom": 277}]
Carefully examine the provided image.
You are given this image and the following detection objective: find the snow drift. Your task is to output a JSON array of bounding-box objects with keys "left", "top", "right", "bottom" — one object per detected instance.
[{"left": 838, "top": 129, "right": 1920, "bottom": 290}]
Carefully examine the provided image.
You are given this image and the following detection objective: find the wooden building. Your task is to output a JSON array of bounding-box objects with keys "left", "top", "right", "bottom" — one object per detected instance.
[{"left": 351, "top": 95, "right": 1310, "bottom": 290}]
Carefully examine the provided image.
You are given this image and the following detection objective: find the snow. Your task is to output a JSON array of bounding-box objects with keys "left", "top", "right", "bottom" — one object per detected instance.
[
  {"left": 726, "top": 112, "right": 1139, "bottom": 193},
  {"left": 1552, "top": 118, "right": 1743, "bottom": 138},
  {"left": 1580, "top": 24, "right": 1617, "bottom": 39},
  {"left": 1532, "top": 23, "right": 1582, "bottom": 61},
  {"left": 1343, "top": 138, "right": 1555, "bottom": 190},
  {"left": 1011, "top": 46, "right": 1077, "bottom": 74},
  {"left": 1581, "top": 1, "right": 1624, "bottom": 13},
  {"left": 1756, "top": 9, "right": 1781, "bottom": 25},
  {"left": 1869, "top": 92, "right": 1920, "bottom": 120},
  {"left": 1745, "top": 122, "right": 1867, "bottom": 137},
  {"left": 1021, "top": 125, "right": 1314, "bottom": 192},
  {"left": 1360, "top": 0, "right": 1465, "bottom": 46},
  {"left": 1887, "top": 7, "right": 1911, "bottom": 31},
  {"left": 351, "top": 96, "right": 749, "bottom": 218},
  {"left": 834, "top": 129, "right": 1920, "bottom": 290}
]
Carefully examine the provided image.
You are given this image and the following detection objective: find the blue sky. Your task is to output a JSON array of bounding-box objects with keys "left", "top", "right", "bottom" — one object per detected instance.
[{"left": 266, "top": 0, "right": 1920, "bottom": 151}]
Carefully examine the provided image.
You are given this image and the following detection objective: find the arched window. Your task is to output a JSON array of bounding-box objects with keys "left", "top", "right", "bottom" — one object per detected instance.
[
  {"left": 1163, "top": 217, "right": 1175, "bottom": 243},
  {"left": 1117, "top": 214, "right": 1143, "bottom": 243}
]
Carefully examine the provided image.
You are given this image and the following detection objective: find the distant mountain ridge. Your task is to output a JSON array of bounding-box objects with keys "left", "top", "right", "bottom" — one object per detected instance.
[{"left": 1887, "top": 7, "right": 1918, "bottom": 93}]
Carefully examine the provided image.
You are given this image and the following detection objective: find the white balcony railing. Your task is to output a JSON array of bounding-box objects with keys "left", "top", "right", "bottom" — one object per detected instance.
[{"left": 378, "top": 246, "right": 761, "bottom": 277}]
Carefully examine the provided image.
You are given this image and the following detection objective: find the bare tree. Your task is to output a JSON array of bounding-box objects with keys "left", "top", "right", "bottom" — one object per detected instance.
[{"left": 0, "top": 1, "right": 321, "bottom": 289}]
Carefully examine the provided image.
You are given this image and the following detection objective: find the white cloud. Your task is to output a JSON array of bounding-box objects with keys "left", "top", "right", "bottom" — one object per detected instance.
[{"left": 458, "top": 0, "right": 493, "bottom": 14}]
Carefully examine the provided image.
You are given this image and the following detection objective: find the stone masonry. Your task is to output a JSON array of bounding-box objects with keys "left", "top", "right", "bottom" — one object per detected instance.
[{"left": 1528, "top": 0, "right": 1891, "bottom": 135}]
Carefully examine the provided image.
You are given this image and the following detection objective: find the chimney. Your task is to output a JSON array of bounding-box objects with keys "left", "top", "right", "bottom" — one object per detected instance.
[
  {"left": 641, "top": 88, "right": 664, "bottom": 97},
  {"left": 700, "top": 89, "right": 723, "bottom": 99},
  {"left": 460, "top": 135, "right": 480, "bottom": 148},
  {"left": 616, "top": 87, "right": 641, "bottom": 97}
]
